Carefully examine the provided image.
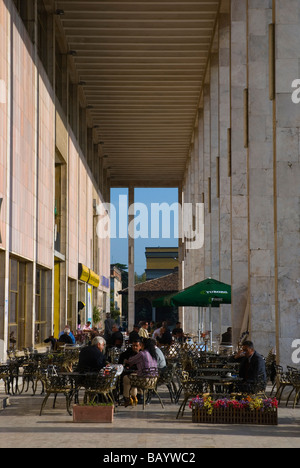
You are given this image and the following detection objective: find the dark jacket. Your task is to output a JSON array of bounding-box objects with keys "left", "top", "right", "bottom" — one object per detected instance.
[
  {"left": 238, "top": 351, "right": 267, "bottom": 384},
  {"left": 77, "top": 345, "right": 107, "bottom": 373}
]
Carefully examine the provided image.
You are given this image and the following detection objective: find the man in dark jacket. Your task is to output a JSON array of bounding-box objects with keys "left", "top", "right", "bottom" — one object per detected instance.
[
  {"left": 233, "top": 340, "right": 267, "bottom": 392},
  {"left": 77, "top": 336, "right": 107, "bottom": 373}
]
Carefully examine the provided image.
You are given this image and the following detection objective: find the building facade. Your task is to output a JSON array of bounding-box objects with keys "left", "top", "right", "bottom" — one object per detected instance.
[
  {"left": 0, "top": 0, "right": 110, "bottom": 359},
  {"left": 145, "top": 247, "right": 179, "bottom": 280}
]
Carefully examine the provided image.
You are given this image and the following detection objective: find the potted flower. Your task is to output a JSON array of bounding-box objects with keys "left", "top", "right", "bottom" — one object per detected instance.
[{"left": 73, "top": 401, "right": 114, "bottom": 423}]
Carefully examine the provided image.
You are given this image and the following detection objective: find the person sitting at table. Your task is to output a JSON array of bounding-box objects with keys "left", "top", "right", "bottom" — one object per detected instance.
[
  {"left": 82, "top": 321, "right": 92, "bottom": 331},
  {"left": 231, "top": 340, "right": 267, "bottom": 393},
  {"left": 172, "top": 322, "right": 185, "bottom": 343},
  {"left": 157, "top": 326, "right": 173, "bottom": 346},
  {"left": 119, "top": 338, "right": 142, "bottom": 366},
  {"left": 118, "top": 339, "right": 142, "bottom": 402},
  {"left": 122, "top": 338, "right": 158, "bottom": 407},
  {"left": 77, "top": 336, "right": 108, "bottom": 373},
  {"left": 107, "top": 324, "right": 124, "bottom": 349},
  {"left": 58, "top": 325, "right": 75, "bottom": 344},
  {"left": 128, "top": 324, "right": 140, "bottom": 344},
  {"left": 221, "top": 327, "right": 232, "bottom": 345},
  {"left": 138, "top": 321, "right": 149, "bottom": 339},
  {"left": 57, "top": 328, "right": 74, "bottom": 345}
]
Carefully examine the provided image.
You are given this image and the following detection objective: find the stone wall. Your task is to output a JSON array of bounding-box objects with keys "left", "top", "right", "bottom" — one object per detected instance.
[{"left": 181, "top": 0, "right": 300, "bottom": 366}]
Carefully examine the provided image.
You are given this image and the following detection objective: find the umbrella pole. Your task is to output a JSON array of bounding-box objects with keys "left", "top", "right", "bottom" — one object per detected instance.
[
  {"left": 209, "top": 304, "right": 212, "bottom": 351},
  {"left": 198, "top": 307, "right": 201, "bottom": 343}
]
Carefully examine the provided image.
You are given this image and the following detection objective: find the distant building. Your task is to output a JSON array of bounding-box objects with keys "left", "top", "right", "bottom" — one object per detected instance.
[
  {"left": 145, "top": 247, "right": 179, "bottom": 280},
  {"left": 119, "top": 270, "right": 179, "bottom": 326},
  {"left": 110, "top": 266, "right": 123, "bottom": 319}
]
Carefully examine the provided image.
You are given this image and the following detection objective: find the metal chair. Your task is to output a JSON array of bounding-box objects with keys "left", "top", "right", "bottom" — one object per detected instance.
[
  {"left": 156, "top": 364, "right": 178, "bottom": 404},
  {"left": 176, "top": 371, "right": 205, "bottom": 419},
  {"left": 285, "top": 371, "right": 300, "bottom": 408},
  {"left": 82, "top": 369, "right": 118, "bottom": 407},
  {"left": 272, "top": 366, "right": 294, "bottom": 405},
  {"left": 39, "top": 374, "right": 73, "bottom": 416},
  {"left": 129, "top": 367, "right": 164, "bottom": 410}
]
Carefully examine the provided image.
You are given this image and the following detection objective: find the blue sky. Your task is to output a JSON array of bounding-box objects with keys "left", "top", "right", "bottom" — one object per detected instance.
[{"left": 110, "top": 187, "right": 179, "bottom": 275}]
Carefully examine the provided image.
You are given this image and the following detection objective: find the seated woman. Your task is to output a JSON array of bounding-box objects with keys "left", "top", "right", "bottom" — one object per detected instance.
[{"left": 122, "top": 338, "right": 158, "bottom": 407}]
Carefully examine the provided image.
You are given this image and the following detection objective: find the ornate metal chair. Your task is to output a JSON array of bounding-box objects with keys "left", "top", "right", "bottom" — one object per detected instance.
[
  {"left": 156, "top": 363, "right": 178, "bottom": 403},
  {"left": 129, "top": 367, "right": 164, "bottom": 410},
  {"left": 272, "top": 365, "right": 294, "bottom": 405},
  {"left": 82, "top": 369, "right": 118, "bottom": 407},
  {"left": 176, "top": 370, "right": 205, "bottom": 419},
  {"left": 39, "top": 374, "right": 73, "bottom": 416},
  {"left": 285, "top": 371, "right": 300, "bottom": 408}
]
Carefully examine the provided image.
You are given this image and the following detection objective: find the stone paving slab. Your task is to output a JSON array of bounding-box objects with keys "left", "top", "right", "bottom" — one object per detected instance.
[{"left": 0, "top": 390, "right": 300, "bottom": 449}]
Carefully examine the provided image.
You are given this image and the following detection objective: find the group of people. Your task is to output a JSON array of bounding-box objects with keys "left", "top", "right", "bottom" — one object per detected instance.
[
  {"left": 128, "top": 320, "right": 185, "bottom": 347},
  {"left": 74, "top": 332, "right": 165, "bottom": 407},
  {"left": 75, "top": 332, "right": 267, "bottom": 405}
]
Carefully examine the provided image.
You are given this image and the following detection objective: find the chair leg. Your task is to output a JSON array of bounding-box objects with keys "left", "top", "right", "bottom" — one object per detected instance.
[
  {"left": 66, "top": 393, "right": 72, "bottom": 416},
  {"left": 176, "top": 397, "right": 187, "bottom": 419},
  {"left": 153, "top": 390, "right": 164, "bottom": 409},
  {"left": 40, "top": 392, "right": 50, "bottom": 416},
  {"left": 286, "top": 387, "right": 295, "bottom": 407}
]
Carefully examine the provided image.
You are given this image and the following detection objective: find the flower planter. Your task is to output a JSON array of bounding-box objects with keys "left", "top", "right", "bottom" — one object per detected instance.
[
  {"left": 190, "top": 396, "right": 278, "bottom": 426},
  {"left": 73, "top": 405, "right": 114, "bottom": 423},
  {"left": 192, "top": 407, "right": 278, "bottom": 425}
]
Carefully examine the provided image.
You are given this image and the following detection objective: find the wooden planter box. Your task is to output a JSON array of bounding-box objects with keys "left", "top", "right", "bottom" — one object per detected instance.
[
  {"left": 73, "top": 405, "right": 114, "bottom": 423},
  {"left": 192, "top": 407, "right": 278, "bottom": 426}
]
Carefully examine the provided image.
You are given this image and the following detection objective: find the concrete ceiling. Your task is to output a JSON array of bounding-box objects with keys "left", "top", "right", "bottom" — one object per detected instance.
[{"left": 56, "top": 0, "right": 221, "bottom": 187}]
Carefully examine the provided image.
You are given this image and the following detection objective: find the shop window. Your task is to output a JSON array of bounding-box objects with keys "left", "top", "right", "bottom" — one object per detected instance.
[
  {"left": 35, "top": 267, "right": 51, "bottom": 346},
  {"left": 67, "top": 278, "right": 76, "bottom": 333},
  {"left": 8, "top": 258, "right": 26, "bottom": 350}
]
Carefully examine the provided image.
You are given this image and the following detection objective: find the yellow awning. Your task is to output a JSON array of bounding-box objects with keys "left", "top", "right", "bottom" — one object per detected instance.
[{"left": 78, "top": 263, "right": 100, "bottom": 288}]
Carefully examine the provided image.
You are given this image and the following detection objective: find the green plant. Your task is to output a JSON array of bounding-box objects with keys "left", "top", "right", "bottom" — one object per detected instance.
[{"left": 92, "top": 306, "right": 101, "bottom": 325}]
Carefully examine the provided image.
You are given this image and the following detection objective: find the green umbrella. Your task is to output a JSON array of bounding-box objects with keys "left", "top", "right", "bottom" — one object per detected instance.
[
  {"left": 171, "top": 278, "right": 231, "bottom": 308},
  {"left": 152, "top": 293, "right": 177, "bottom": 308},
  {"left": 171, "top": 278, "right": 231, "bottom": 346}
]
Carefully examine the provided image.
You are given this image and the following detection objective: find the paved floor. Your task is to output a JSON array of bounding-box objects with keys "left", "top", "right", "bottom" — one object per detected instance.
[{"left": 0, "top": 386, "right": 300, "bottom": 449}]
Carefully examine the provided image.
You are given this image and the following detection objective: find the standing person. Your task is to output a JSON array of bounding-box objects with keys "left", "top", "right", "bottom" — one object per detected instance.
[{"left": 104, "top": 313, "right": 115, "bottom": 342}]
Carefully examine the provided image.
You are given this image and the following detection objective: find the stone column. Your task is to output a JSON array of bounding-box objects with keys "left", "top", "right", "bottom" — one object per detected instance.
[
  {"left": 230, "top": 0, "right": 249, "bottom": 346},
  {"left": 248, "top": 0, "right": 276, "bottom": 356},
  {"left": 274, "top": 0, "right": 300, "bottom": 365},
  {"left": 128, "top": 187, "right": 135, "bottom": 331}
]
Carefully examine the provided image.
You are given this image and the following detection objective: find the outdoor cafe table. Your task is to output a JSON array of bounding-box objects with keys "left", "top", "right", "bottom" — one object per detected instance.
[{"left": 189, "top": 375, "right": 242, "bottom": 394}]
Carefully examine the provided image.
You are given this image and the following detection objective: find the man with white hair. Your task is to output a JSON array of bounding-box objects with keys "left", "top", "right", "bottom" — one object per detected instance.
[{"left": 77, "top": 336, "right": 108, "bottom": 373}]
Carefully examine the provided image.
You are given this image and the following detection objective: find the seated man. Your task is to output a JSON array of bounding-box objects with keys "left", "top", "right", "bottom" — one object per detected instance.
[
  {"left": 232, "top": 340, "right": 267, "bottom": 393},
  {"left": 172, "top": 322, "right": 185, "bottom": 343},
  {"left": 77, "top": 336, "right": 107, "bottom": 373},
  {"left": 107, "top": 324, "right": 124, "bottom": 349},
  {"left": 119, "top": 339, "right": 142, "bottom": 366},
  {"left": 58, "top": 328, "right": 74, "bottom": 345},
  {"left": 221, "top": 327, "right": 232, "bottom": 345},
  {"left": 58, "top": 325, "right": 75, "bottom": 344},
  {"left": 157, "top": 327, "right": 173, "bottom": 346}
]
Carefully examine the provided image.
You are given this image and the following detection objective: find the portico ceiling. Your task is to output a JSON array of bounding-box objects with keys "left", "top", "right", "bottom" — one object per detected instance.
[{"left": 56, "top": 0, "right": 221, "bottom": 187}]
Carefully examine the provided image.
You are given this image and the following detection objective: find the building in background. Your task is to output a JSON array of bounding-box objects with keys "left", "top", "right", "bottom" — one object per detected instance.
[
  {"left": 110, "top": 265, "right": 122, "bottom": 323},
  {"left": 145, "top": 247, "right": 179, "bottom": 281}
]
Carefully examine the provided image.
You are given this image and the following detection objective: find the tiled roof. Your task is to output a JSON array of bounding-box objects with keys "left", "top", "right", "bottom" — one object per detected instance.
[{"left": 119, "top": 271, "right": 179, "bottom": 294}]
